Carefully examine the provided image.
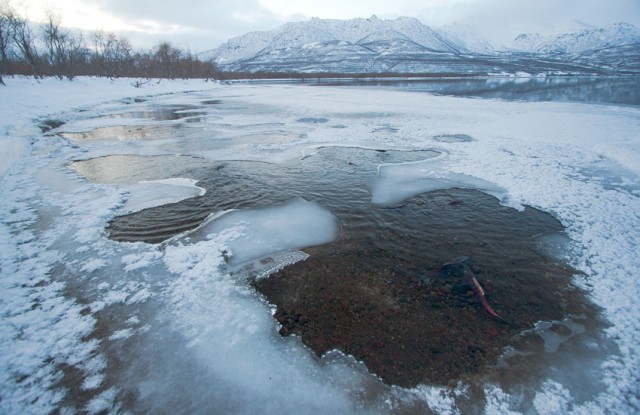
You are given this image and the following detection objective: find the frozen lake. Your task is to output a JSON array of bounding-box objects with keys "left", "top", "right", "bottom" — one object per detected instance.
[{"left": 1, "top": 78, "right": 639, "bottom": 414}]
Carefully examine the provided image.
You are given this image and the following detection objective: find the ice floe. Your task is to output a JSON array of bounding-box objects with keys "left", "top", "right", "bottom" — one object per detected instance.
[
  {"left": 371, "top": 159, "right": 510, "bottom": 207},
  {"left": 184, "top": 198, "right": 340, "bottom": 265}
]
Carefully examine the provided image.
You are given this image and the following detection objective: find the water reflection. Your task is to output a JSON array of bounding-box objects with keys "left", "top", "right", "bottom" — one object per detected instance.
[{"left": 308, "top": 76, "right": 640, "bottom": 106}]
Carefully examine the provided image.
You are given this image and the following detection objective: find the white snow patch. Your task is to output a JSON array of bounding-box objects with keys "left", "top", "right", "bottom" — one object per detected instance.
[
  {"left": 484, "top": 386, "right": 522, "bottom": 415},
  {"left": 108, "top": 328, "right": 134, "bottom": 341},
  {"left": 122, "top": 250, "right": 163, "bottom": 272},
  {"left": 533, "top": 380, "right": 573, "bottom": 414},
  {"left": 80, "top": 258, "right": 107, "bottom": 273},
  {"left": 126, "top": 287, "right": 153, "bottom": 305},
  {"left": 81, "top": 374, "right": 104, "bottom": 391}
]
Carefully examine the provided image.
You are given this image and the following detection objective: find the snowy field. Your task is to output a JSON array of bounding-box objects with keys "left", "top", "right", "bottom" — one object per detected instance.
[{"left": 0, "top": 77, "right": 639, "bottom": 413}]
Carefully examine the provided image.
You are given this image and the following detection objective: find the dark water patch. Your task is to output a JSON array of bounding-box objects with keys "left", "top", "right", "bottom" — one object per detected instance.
[
  {"left": 202, "top": 99, "right": 222, "bottom": 105},
  {"left": 433, "top": 133, "right": 475, "bottom": 143},
  {"left": 107, "top": 160, "right": 280, "bottom": 243},
  {"left": 297, "top": 117, "right": 329, "bottom": 124},
  {"left": 109, "top": 202, "right": 213, "bottom": 243},
  {"left": 106, "top": 147, "right": 439, "bottom": 243},
  {"left": 38, "top": 118, "right": 65, "bottom": 133},
  {"left": 372, "top": 125, "right": 399, "bottom": 134}
]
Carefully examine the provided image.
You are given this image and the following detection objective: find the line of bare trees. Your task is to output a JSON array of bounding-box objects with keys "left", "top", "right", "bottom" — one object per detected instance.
[{"left": 0, "top": 5, "right": 219, "bottom": 85}]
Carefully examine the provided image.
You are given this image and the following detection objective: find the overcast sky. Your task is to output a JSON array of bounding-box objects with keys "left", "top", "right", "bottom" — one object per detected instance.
[{"left": 12, "top": 0, "right": 640, "bottom": 51}]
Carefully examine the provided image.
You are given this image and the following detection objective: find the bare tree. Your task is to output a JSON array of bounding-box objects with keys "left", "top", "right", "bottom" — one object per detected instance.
[
  {"left": 113, "top": 35, "right": 132, "bottom": 77},
  {"left": 43, "top": 10, "right": 89, "bottom": 79},
  {"left": 0, "top": 1, "right": 16, "bottom": 85},
  {"left": 91, "top": 30, "right": 117, "bottom": 77},
  {"left": 8, "top": 10, "right": 40, "bottom": 78},
  {"left": 154, "top": 41, "right": 182, "bottom": 78},
  {"left": 42, "top": 10, "right": 66, "bottom": 79},
  {"left": 0, "top": 6, "right": 219, "bottom": 82},
  {"left": 65, "top": 33, "right": 88, "bottom": 79}
]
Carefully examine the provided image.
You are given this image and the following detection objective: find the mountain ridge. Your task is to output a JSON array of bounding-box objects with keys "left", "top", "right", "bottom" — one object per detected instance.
[{"left": 204, "top": 17, "right": 640, "bottom": 75}]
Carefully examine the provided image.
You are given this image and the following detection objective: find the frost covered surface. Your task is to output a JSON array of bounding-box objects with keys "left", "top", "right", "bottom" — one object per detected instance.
[{"left": 1, "top": 77, "right": 639, "bottom": 413}]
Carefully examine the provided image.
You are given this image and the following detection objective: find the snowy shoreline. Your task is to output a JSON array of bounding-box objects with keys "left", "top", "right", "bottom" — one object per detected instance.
[{"left": 1, "top": 77, "right": 639, "bottom": 413}]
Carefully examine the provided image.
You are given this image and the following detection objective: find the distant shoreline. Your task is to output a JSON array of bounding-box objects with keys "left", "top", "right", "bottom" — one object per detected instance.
[{"left": 216, "top": 72, "right": 640, "bottom": 81}]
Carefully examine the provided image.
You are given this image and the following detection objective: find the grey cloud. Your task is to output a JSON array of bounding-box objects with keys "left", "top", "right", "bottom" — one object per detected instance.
[
  {"left": 86, "top": 0, "right": 283, "bottom": 49},
  {"left": 454, "top": 0, "right": 640, "bottom": 27}
]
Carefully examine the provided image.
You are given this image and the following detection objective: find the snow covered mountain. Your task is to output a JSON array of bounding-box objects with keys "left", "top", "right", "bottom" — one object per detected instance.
[
  {"left": 513, "top": 23, "right": 640, "bottom": 54},
  {"left": 205, "top": 17, "right": 640, "bottom": 75}
]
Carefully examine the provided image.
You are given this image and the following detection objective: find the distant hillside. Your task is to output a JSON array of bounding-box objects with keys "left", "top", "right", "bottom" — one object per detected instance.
[{"left": 203, "top": 17, "right": 640, "bottom": 75}]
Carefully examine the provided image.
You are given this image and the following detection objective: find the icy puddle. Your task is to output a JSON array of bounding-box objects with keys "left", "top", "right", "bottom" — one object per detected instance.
[
  {"left": 76, "top": 146, "right": 607, "bottom": 391},
  {"left": 10, "top": 83, "right": 638, "bottom": 414}
]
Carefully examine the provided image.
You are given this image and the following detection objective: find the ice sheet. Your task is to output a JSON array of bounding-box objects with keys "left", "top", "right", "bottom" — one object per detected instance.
[
  {"left": 119, "top": 178, "right": 206, "bottom": 214},
  {"left": 371, "top": 159, "right": 510, "bottom": 207},
  {"left": 189, "top": 198, "right": 340, "bottom": 265}
]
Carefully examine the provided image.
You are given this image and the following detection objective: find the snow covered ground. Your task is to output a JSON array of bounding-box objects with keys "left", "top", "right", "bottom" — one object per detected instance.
[{"left": 1, "top": 76, "right": 639, "bottom": 413}]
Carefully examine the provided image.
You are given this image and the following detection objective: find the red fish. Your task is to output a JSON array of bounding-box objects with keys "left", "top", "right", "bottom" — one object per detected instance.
[{"left": 464, "top": 269, "right": 510, "bottom": 324}]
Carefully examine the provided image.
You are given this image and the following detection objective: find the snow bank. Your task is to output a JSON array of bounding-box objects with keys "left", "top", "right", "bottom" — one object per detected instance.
[{"left": 0, "top": 77, "right": 219, "bottom": 413}]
